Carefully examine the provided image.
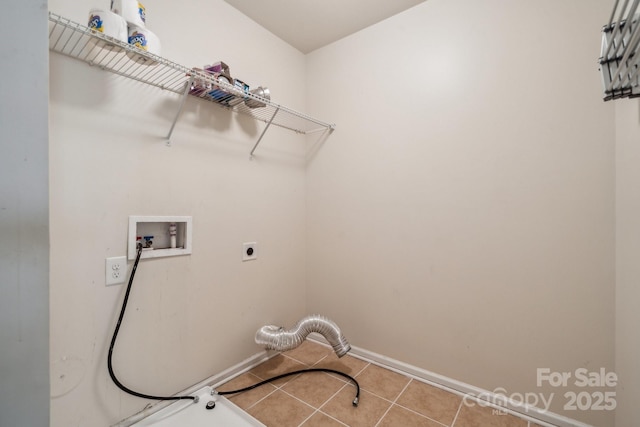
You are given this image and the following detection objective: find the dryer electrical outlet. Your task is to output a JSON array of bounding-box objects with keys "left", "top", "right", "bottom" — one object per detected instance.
[{"left": 242, "top": 242, "right": 258, "bottom": 261}]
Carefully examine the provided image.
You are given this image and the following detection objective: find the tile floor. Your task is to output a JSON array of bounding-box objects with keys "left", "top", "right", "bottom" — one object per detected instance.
[{"left": 217, "top": 340, "right": 547, "bottom": 427}]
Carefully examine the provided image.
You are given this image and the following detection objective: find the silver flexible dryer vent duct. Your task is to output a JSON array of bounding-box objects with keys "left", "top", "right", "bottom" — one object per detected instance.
[{"left": 255, "top": 315, "right": 351, "bottom": 358}]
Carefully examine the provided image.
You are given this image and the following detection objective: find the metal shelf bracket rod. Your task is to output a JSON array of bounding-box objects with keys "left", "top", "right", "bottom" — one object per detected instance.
[
  {"left": 250, "top": 106, "right": 280, "bottom": 158},
  {"left": 166, "top": 76, "right": 195, "bottom": 146}
]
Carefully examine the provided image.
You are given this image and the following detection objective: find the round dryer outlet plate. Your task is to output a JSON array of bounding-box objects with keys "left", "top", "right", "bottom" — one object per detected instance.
[{"left": 242, "top": 242, "right": 258, "bottom": 261}]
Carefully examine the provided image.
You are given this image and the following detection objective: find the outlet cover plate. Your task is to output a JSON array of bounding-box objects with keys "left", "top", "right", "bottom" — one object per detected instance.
[
  {"left": 106, "top": 256, "right": 127, "bottom": 286},
  {"left": 242, "top": 242, "right": 258, "bottom": 261}
]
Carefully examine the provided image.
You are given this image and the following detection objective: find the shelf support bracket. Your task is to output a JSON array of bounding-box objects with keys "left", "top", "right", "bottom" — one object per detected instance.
[
  {"left": 250, "top": 107, "right": 280, "bottom": 158},
  {"left": 166, "top": 76, "right": 194, "bottom": 146}
]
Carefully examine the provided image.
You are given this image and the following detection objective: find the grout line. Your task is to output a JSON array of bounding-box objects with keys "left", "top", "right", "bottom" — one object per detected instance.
[
  {"left": 354, "top": 362, "right": 370, "bottom": 377},
  {"left": 242, "top": 393, "right": 269, "bottom": 413},
  {"left": 300, "top": 409, "right": 350, "bottom": 427},
  {"left": 279, "top": 377, "right": 341, "bottom": 411},
  {"left": 310, "top": 383, "right": 354, "bottom": 426},
  {"left": 273, "top": 367, "right": 361, "bottom": 416},
  {"left": 318, "top": 382, "right": 350, "bottom": 411},
  {"left": 317, "top": 375, "right": 351, "bottom": 409},
  {"left": 371, "top": 379, "right": 449, "bottom": 427},
  {"left": 372, "top": 412, "right": 388, "bottom": 426},
  {"left": 291, "top": 381, "right": 353, "bottom": 426},
  {"left": 235, "top": 372, "right": 282, "bottom": 412},
  {"left": 312, "top": 353, "right": 330, "bottom": 367},
  {"left": 314, "top": 359, "right": 371, "bottom": 387},
  {"left": 390, "top": 403, "right": 450, "bottom": 427},
  {"left": 278, "top": 387, "right": 319, "bottom": 411},
  {"left": 320, "top": 411, "right": 350, "bottom": 427},
  {"left": 372, "top": 379, "right": 412, "bottom": 427},
  {"left": 240, "top": 384, "right": 279, "bottom": 412},
  {"left": 244, "top": 382, "right": 324, "bottom": 425},
  {"left": 450, "top": 400, "right": 464, "bottom": 427},
  {"left": 281, "top": 353, "right": 313, "bottom": 369},
  {"left": 321, "top": 412, "right": 350, "bottom": 427},
  {"left": 297, "top": 409, "right": 319, "bottom": 427}
]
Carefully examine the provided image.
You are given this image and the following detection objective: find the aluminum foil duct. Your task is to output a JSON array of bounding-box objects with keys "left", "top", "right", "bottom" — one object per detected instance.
[{"left": 255, "top": 315, "right": 351, "bottom": 358}]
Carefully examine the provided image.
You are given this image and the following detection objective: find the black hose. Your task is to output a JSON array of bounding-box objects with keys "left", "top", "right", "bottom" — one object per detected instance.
[
  {"left": 107, "top": 244, "right": 360, "bottom": 407},
  {"left": 217, "top": 368, "right": 360, "bottom": 407},
  {"left": 107, "top": 243, "right": 196, "bottom": 401}
]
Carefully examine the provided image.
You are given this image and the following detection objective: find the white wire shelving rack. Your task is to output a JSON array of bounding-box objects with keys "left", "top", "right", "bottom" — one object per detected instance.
[
  {"left": 600, "top": 1, "right": 640, "bottom": 101},
  {"left": 48, "top": 12, "right": 335, "bottom": 153}
]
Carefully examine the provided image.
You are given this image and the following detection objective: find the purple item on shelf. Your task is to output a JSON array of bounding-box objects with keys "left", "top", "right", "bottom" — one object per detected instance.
[{"left": 204, "top": 61, "right": 230, "bottom": 75}]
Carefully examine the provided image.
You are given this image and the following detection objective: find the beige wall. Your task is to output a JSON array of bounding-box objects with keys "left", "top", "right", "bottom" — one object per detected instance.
[
  {"left": 614, "top": 99, "right": 640, "bottom": 427},
  {"left": 49, "top": 1, "right": 308, "bottom": 425},
  {"left": 305, "top": 1, "right": 615, "bottom": 425}
]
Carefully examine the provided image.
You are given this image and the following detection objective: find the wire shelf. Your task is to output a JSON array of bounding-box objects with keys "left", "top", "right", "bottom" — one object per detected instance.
[
  {"left": 48, "top": 12, "right": 335, "bottom": 145},
  {"left": 599, "top": 4, "right": 640, "bottom": 101}
]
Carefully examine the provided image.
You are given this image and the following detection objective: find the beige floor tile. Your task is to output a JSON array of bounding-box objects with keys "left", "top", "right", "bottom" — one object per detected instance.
[
  {"left": 283, "top": 340, "right": 333, "bottom": 366},
  {"left": 313, "top": 353, "right": 369, "bottom": 378},
  {"left": 247, "top": 390, "right": 314, "bottom": 427},
  {"left": 282, "top": 371, "right": 347, "bottom": 407},
  {"left": 356, "top": 364, "right": 411, "bottom": 401},
  {"left": 396, "top": 380, "right": 462, "bottom": 426},
  {"left": 216, "top": 372, "right": 276, "bottom": 410},
  {"left": 248, "top": 354, "right": 307, "bottom": 386},
  {"left": 320, "top": 387, "right": 391, "bottom": 427},
  {"left": 378, "top": 405, "right": 446, "bottom": 427},
  {"left": 300, "top": 411, "right": 348, "bottom": 427},
  {"left": 453, "top": 403, "right": 527, "bottom": 427}
]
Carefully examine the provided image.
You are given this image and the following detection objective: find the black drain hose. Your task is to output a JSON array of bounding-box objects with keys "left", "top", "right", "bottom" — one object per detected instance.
[
  {"left": 217, "top": 368, "right": 360, "bottom": 406},
  {"left": 108, "top": 244, "right": 360, "bottom": 407},
  {"left": 107, "top": 243, "right": 196, "bottom": 401}
]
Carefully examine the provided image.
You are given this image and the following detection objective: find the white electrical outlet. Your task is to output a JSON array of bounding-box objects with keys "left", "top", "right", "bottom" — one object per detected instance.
[
  {"left": 106, "top": 256, "right": 127, "bottom": 286},
  {"left": 242, "top": 242, "right": 258, "bottom": 261}
]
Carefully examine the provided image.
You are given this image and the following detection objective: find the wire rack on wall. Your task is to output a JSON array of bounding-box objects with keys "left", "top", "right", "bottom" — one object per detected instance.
[
  {"left": 48, "top": 12, "right": 334, "bottom": 152},
  {"left": 600, "top": 1, "right": 640, "bottom": 101}
]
